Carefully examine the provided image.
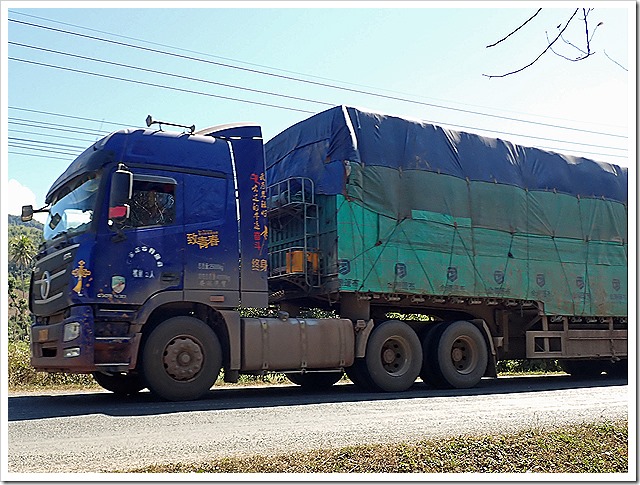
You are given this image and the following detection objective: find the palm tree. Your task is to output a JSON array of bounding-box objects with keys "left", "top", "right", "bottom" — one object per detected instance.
[{"left": 9, "top": 234, "right": 36, "bottom": 295}]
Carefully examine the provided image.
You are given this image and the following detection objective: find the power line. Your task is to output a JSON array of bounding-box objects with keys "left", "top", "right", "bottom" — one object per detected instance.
[
  {"left": 8, "top": 143, "right": 79, "bottom": 157},
  {"left": 11, "top": 10, "right": 628, "bottom": 131},
  {"left": 533, "top": 145, "right": 627, "bottom": 160},
  {"left": 10, "top": 57, "right": 316, "bottom": 115},
  {"left": 8, "top": 136, "right": 87, "bottom": 151},
  {"left": 9, "top": 121, "right": 107, "bottom": 137},
  {"left": 18, "top": 40, "right": 623, "bottom": 154},
  {"left": 8, "top": 58, "right": 627, "bottom": 156},
  {"left": 9, "top": 117, "right": 110, "bottom": 136},
  {"left": 8, "top": 108, "right": 627, "bottom": 163},
  {"left": 8, "top": 17, "right": 627, "bottom": 140},
  {"left": 8, "top": 106, "right": 126, "bottom": 127},
  {"left": 9, "top": 151, "right": 74, "bottom": 161},
  {"left": 10, "top": 41, "right": 333, "bottom": 109},
  {"left": 8, "top": 127, "right": 99, "bottom": 144}
]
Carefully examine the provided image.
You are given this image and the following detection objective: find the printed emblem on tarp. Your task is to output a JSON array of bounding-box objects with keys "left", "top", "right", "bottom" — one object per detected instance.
[
  {"left": 338, "top": 259, "right": 351, "bottom": 275},
  {"left": 612, "top": 278, "right": 621, "bottom": 292},
  {"left": 536, "top": 273, "right": 546, "bottom": 288},
  {"left": 494, "top": 270, "right": 505, "bottom": 285},
  {"left": 576, "top": 276, "right": 585, "bottom": 290},
  {"left": 111, "top": 276, "right": 126, "bottom": 294},
  {"left": 395, "top": 263, "right": 407, "bottom": 279},
  {"left": 447, "top": 267, "right": 458, "bottom": 283}
]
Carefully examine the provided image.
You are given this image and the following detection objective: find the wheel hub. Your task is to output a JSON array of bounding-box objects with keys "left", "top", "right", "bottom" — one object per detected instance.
[
  {"left": 381, "top": 337, "right": 409, "bottom": 375},
  {"left": 451, "top": 347, "right": 464, "bottom": 362},
  {"left": 383, "top": 348, "right": 396, "bottom": 364},
  {"left": 163, "top": 336, "right": 204, "bottom": 381},
  {"left": 450, "top": 337, "right": 476, "bottom": 374}
]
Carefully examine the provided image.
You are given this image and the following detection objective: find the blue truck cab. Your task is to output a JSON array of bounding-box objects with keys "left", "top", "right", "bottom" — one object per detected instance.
[{"left": 24, "top": 122, "right": 284, "bottom": 400}]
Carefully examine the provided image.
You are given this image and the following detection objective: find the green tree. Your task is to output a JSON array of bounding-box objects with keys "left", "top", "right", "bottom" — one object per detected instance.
[
  {"left": 8, "top": 274, "right": 31, "bottom": 342},
  {"left": 9, "top": 234, "right": 36, "bottom": 294}
]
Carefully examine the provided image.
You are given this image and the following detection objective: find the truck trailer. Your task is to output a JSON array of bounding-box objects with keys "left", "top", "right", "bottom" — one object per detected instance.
[{"left": 22, "top": 105, "right": 628, "bottom": 401}]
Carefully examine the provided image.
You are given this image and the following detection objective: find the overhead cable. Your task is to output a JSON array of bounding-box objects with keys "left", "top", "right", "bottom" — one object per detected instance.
[
  {"left": 8, "top": 58, "right": 626, "bottom": 154},
  {"left": 8, "top": 18, "right": 627, "bottom": 139},
  {"left": 10, "top": 57, "right": 316, "bottom": 115},
  {"left": 10, "top": 10, "right": 628, "bottom": 131}
]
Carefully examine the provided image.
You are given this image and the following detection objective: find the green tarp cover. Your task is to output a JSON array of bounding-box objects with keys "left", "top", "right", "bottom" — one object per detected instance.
[{"left": 265, "top": 106, "right": 628, "bottom": 316}]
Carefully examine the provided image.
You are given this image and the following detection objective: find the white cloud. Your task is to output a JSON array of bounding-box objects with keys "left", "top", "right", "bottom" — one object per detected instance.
[
  {"left": 7, "top": 179, "right": 47, "bottom": 223},
  {"left": 7, "top": 179, "right": 36, "bottom": 216}
]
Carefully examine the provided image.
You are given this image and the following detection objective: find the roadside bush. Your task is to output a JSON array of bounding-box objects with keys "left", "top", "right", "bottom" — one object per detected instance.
[
  {"left": 8, "top": 341, "right": 97, "bottom": 389},
  {"left": 497, "top": 359, "right": 562, "bottom": 374}
]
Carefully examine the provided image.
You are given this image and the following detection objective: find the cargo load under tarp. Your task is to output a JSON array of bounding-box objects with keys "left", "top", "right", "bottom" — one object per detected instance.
[{"left": 265, "top": 106, "right": 628, "bottom": 316}]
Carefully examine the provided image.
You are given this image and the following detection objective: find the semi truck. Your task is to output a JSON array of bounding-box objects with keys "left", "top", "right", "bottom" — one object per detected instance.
[{"left": 22, "top": 105, "right": 628, "bottom": 401}]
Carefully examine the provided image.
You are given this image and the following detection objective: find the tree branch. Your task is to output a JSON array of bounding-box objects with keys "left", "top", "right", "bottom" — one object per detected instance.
[
  {"left": 549, "top": 9, "right": 601, "bottom": 62},
  {"left": 486, "top": 8, "right": 542, "bottom": 48},
  {"left": 604, "top": 49, "right": 628, "bottom": 71},
  {"left": 483, "top": 8, "right": 580, "bottom": 79},
  {"left": 582, "top": 8, "right": 593, "bottom": 56}
]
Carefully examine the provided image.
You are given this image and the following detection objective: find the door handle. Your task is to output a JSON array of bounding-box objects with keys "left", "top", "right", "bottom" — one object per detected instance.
[{"left": 161, "top": 272, "right": 180, "bottom": 283}]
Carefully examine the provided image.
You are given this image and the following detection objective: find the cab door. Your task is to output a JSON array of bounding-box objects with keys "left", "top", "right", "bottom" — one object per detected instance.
[{"left": 95, "top": 170, "right": 184, "bottom": 305}]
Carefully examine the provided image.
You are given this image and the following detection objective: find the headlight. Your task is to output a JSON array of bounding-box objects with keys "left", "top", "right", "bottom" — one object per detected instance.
[
  {"left": 63, "top": 347, "right": 81, "bottom": 358},
  {"left": 63, "top": 322, "right": 81, "bottom": 342}
]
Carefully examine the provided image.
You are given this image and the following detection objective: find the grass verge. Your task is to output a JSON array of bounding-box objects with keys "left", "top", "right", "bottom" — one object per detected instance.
[
  {"left": 8, "top": 341, "right": 97, "bottom": 390},
  {"left": 120, "top": 421, "right": 627, "bottom": 474},
  {"left": 9, "top": 339, "right": 562, "bottom": 392},
  {"left": 8, "top": 340, "right": 292, "bottom": 391}
]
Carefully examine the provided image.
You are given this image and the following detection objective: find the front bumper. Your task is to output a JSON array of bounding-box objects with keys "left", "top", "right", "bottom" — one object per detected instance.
[{"left": 31, "top": 305, "right": 140, "bottom": 373}]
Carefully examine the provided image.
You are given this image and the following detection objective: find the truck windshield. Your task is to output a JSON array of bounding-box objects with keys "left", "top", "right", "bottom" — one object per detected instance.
[{"left": 44, "top": 174, "right": 100, "bottom": 241}]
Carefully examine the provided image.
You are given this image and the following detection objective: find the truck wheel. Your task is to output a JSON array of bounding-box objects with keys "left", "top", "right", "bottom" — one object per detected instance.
[
  {"left": 363, "top": 320, "right": 422, "bottom": 392},
  {"left": 560, "top": 359, "right": 605, "bottom": 378},
  {"left": 142, "top": 316, "right": 222, "bottom": 401},
  {"left": 287, "top": 371, "right": 343, "bottom": 389},
  {"left": 428, "top": 320, "right": 488, "bottom": 389},
  {"left": 345, "top": 358, "right": 377, "bottom": 391},
  {"left": 419, "top": 322, "right": 446, "bottom": 387},
  {"left": 92, "top": 371, "right": 145, "bottom": 396}
]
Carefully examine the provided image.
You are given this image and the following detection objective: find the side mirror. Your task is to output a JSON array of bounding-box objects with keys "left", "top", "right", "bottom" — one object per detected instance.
[
  {"left": 109, "top": 169, "right": 133, "bottom": 222},
  {"left": 21, "top": 205, "right": 34, "bottom": 222}
]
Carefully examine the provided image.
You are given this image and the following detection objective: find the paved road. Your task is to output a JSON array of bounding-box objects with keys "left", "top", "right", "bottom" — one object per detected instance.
[{"left": 6, "top": 375, "right": 628, "bottom": 474}]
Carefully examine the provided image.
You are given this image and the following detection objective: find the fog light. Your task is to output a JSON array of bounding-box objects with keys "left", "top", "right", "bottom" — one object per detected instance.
[
  {"left": 63, "top": 322, "right": 81, "bottom": 342},
  {"left": 63, "top": 347, "right": 81, "bottom": 358}
]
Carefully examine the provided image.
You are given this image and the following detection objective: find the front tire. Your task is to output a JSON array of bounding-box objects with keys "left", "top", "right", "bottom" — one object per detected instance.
[
  {"left": 93, "top": 371, "right": 145, "bottom": 396},
  {"left": 363, "top": 320, "right": 422, "bottom": 392},
  {"left": 142, "top": 316, "right": 222, "bottom": 401}
]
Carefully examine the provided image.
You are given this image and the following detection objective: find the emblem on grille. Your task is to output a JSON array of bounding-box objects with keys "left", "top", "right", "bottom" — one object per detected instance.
[{"left": 40, "top": 271, "right": 51, "bottom": 300}]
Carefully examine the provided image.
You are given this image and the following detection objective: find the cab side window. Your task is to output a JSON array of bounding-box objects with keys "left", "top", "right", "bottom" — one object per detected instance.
[{"left": 128, "top": 180, "right": 176, "bottom": 228}]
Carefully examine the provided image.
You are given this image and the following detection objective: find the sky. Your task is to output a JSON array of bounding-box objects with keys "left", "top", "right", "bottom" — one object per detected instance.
[{"left": 1, "top": 1, "right": 635, "bottom": 218}]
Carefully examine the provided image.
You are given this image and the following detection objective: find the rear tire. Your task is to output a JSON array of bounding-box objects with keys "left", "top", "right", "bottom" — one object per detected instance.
[
  {"left": 142, "top": 316, "right": 222, "bottom": 401},
  {"left": 428, "top": 320, "right": 488, "bottom": 389},
  {"left": 419, "top": 322, "right": 446, "bottom": 387},
  {"left": 287, "top": 371, "right": 343, "bottom": 389},
  {"left": 92, "top": 371, "right": 145, "bottom": 396},
  {"left": 363, "top": 320, "right": 422, "bottom": 392}
]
